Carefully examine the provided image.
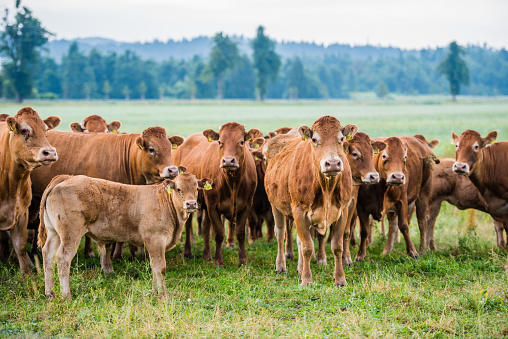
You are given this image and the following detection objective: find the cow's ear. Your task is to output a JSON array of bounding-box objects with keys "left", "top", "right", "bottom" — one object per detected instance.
[
  {"left": 203, "top": 129, "right": 219, "bottom": 142},
  {"left": 163, "top": 179, "right": 176, "bottom": 194},
  {"left": 451, "top": 131, "right": 459, "bottom": 145},
  {"left": 371, "top": 141, "right": 387, "bottom": 154},
  {"left": 169, "top": 135, "right": 184, "bottom": 149},
  {"left": 298, "top": 125, "right": 312, "bottom": 140},
  {"left": 245, "top": 128, "right": 262, "bottom": 142},
  {"left": 107, "top": 121, "right": 122, "bottom": 133},
  {"left": 0, "top": 114, "right": 8, "bottom": 122},
  {"left": 276, "top": 127, "right": 292, "bottom": 135},
  {"left": 6, "top": 116, "right": 17, "bottom": 133},
  {"left": 267, "top": 131, "right": 276, "bottom": 139},
  {"left": 343, "top": 141, "right": 350, "bottom": 154},
  {"left": 251, "top": 149, "right": 263, "bottom": 161},
  {"left": 44, "top": 116, "right": 61, "bottom": 130},
  {"left": 136, "top": 136, "right": 145, "bottom": 150},
  {"left": 429, "top": 139, "right": 440, "bottom": 149},
  {"left": 340, "top": 124, "right": 358, "bottom": 142},
  {"left": 70, "top": 122, "right": 85, "bottom": 132},
  {"left": 178, "top": 166, "right": 186, "bottom": 174},
  {"left": 250, "top": 137, "right": 265, "bottom": 149},
  {"left": 482, "top": 131, "right": 497, "bottom": 147},
  {"left": 198, "top": 178, "right": 213, "bottom": 190}
]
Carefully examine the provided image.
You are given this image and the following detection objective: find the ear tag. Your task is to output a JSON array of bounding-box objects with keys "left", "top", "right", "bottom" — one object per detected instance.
[
  {"left": 207, "top": 137, "right": 214, "bottom": 142},
  {"left": 9, "top": 123, "right": 14, "bottom": 132},
  {"left": 248, "top": 137, "right": 253, "bottom": 142},
  {"left": 255, "top": 155, "right": 261, "bottom": 161},
  {"left": 204, "top": 181, "right": 213, "bottom": 190},
  {"left": 343, "top": 146, "right": 348, "bottom": 154},
  {"left": 166, "top": 185, "right": 173, "bottom": 194},
  {"left": 346, "top": 133, "right": 353, "bottom": 141},
  {"left": 172, "top": 144, "right": 178, "bottom": 150},
  {"left": 178, "top": 168, "right": 184, "bottom": 175},
  {"left": 138, "top": 144, "right": 144, "bottom": 150},
  {"left": 490, "top": 140, "right": 495, "bottom": 145},
  {"left": 374, "top": 149, "right": 379, "bottom": 154},
  {"left": 112, "top": 129, "right": 117, "bottom": 134}
]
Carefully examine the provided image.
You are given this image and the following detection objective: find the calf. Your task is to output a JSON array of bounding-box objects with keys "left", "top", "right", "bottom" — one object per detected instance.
[
  {"left": 70, "top": 114, "right": 121, "bottom": 133},
  {"left": 265, "top": 116, "right": 357, "bottom": 286},
  {"left": 0, "top": 107, "right": 60, "bottom": 274},
  {"left": 38, "top": 171, "right": 211, "bottom": 299},
  {"left": 452, "top": 130, "right": 508, "bottom": 237}
]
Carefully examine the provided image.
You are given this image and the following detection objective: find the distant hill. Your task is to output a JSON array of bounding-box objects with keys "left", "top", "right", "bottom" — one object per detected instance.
[{"left": 43, "top": 36, "right": 413, "bottom": 62}]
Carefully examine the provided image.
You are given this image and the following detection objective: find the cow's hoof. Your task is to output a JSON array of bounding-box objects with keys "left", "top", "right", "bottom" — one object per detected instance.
[
  {"left": 317, "top": 258, "right": 327, "bottom": 267},
  {"left": 354, "top": 256, "right": 365, "bottom": 262},
  {"left": 285, "top": 253, "right": 294, "bottom": 260},
  {"left": 45, "top": 291, "right": 56, "bottom": 299},
  {"left": 410, "top": 253, "right": 419, "bottom": 260},
  {"left": 342, "top": 258, "right": 353, "bottom": 267},
  {"left": 85, "top": 252, "right": 96, "bottom": 259},
  {"left": 335, "top": 282, "right": 346, "bottom": 287},
  {"left": 227, "top": 243, "right": 235, "bottom": 248},
  {"left": 183, "top": 253, "right": 193, "bottom": 259},
  {"left": 300, "top": 281, "right": 313, "bottom": 286},
  {"left": 214, "top": 260, "right": 224, "bottom": 267},
  {"left": 275, "top": 268, "right": 287, "bottom": 274}
]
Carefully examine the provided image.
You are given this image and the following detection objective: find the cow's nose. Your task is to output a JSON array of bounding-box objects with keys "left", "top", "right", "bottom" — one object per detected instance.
[
  {"left": 221, "top": 157, "right": 238, "bottom": 170},
  {"left": 162, "top": 165, "right": 179, "bottom": 179},
  {"left": 363, "top": 172, "right": 380, "bottom": 183},
  {"left": 185, "top": 200, "right": 198, "bottom": 210},
  {"left": 452, "top": 162, "right": 469, "bottom": 175},
  {"left": 323, "top": 158, "right": 342, "bottom": 174},
  {"left": 387, "top": 172, "right": 405, "bottom": 185},
  {"left": 37, "top": 147, "right": 58, "bottom": 162}
]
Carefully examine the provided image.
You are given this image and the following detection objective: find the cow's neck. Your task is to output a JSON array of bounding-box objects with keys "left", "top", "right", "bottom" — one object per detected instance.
[
  {"left": 127, "top": 138, "right": 147, "bottom": 185},
  {"left": 469, "top": 146, "right": 495, "bottom": 195}
]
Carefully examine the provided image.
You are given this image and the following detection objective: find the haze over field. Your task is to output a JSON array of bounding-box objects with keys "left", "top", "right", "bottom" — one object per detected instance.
[{"left": 0, "top": 0, "right": 507, "bottom": 49}]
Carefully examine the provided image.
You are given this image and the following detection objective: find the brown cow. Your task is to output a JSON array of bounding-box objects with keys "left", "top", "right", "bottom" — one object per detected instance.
[
  {"left": 355, "top": 136, "right": 437, "bottom": 261},
  {"left": 70, "top": 114, "right": 122, "bottom": 133},
  {"left": 265, "top": 116, "right": 357, "bottom": 286},
  {"left": 38, "top": 171, "right": 211, "bottom": 299},
  {"left": 452, "top": 130, "right": 508, "bottom": 233},
  {"left": 0, "top": 107, "right": 60, "bottom": 274},
  {"left": 30, "top": 127, "right": 184, "bottom": 261},
  {"left": 173, "top": 122, "right": 260, "bottom": 265}
]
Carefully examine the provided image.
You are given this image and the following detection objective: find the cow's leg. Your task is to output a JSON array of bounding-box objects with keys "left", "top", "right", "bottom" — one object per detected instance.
[
  {"left": 272, "top": 205, "right": 287, "bottom": 273},
  {"left": 145, "top": 241, "right": 168, "bottom": 298},
  {"left": 379, "top": 209, "right": 386, "bottom": 236},
  {"left": 395, "top": 201, "right": 418, "bottom": 258},
  {"left": 342, "top": 199, "right": 356, "bottom": 267},
  {"left": 84, "top": 236, "right": 95, "bottom": 258},
  {"left": 207, "top": 208, "right": 225, "bottom": 266},
  {"left": 355, "top": 210, "right": 371, "bottom": 261},
  {"left": 98, "top": 242, "right": 114, "bottom": 274},
  {"left": 112, "top": 242, "right": 123, "bottom": 262},
  {"left": 265, "top": 211, "right": 274, "bottom": 242},
  {"left": 11, "top": 213, "right": 33, "bottom": 275},
  {"left": 128, "top": 244, "right": 139, "bottom": 260},
  {"left": 367, "top": 215, "right": 375, "bottom": 244},
  {"left": 494, "top": 219, "right": 506, "bottom": 249},
  {"left": 202, "top": 211, "right": 212, "bottom": 261},
  {"left": 349, "top": 211, "right": 358, "bottom": 246},
  {"left": 247, "top": 212, "right": 257, "bottom": 244},
  {"left": 0, "top": 231, "right": 10, "bottom": 262},
  {"left": 226, "top": 220, "right": 235, "bottom": 248},
  {"left": 316, "top": 231, "right": 327, "bottom": 266},
  {"left": 56, "top": 234, "right": 81, "bottom": 299},
  {"left": 426, "top": 199, "right": 442, "bottom": 251},
  {"left": 382, "top": 210, "right": 398, "bottom": 255},
  {"left": 415, "top": 185, "right": 431, "bottom": 253},
  {"left": 236, "top": 208, "right": 250, "bottom": 265},
  {"left": 285, "top": 220, "right": 294, "bottom": 260},
  {"left": 293, "top": 208, "right": 313, "bottom": 285},
  {"left": 196, "top": 210, "right": 203, "bottom": 237},
  {"left": 184, "top": 213, "right": 194, "bottom": 259},
  {"left": 42, "top": 228, "right": 61, "bottom": 298},
  {"left": 330, "top": 207, "right": 348, "bottom": 287}
]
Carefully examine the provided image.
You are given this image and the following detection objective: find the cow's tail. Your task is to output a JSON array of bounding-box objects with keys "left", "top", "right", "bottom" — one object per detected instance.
[{"left": 37, "top": 175, "right": 73, "bottom": 248}]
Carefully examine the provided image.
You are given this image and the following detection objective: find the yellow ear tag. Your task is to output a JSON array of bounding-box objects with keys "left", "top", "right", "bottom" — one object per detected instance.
[
  {"left": 254, "top": 143, "right": 260, "bottom": 148},
  {"left": 343, "top": 146, "right": 348, "bottom": 154},
  {"left": 166, "top": 186, "right": 173, "bottom": 194},
  {"left": 374, "top": 149, "right": 379, "bottom": 154},
  {"left": 178, "top": 168, "right": 184, "bottom": 175},
  {"left": 255, "top": 155, "right": 261, "bottom": 161},
  {"left": 490, "top": 140, "right": 495, "bottom": 145},
  {"left": 138, "top": 144, "right": 144, "bottom": 150},
  {"left": 204, "top": 181, "right": 212, "bottom": 190},
  {"left": 346, "top": 133, "right": 353, "bottom": 141},
  {"left": 112, "top": 129, "right": 117, "bottom": 134},
  {"left": 9, "top": 123, "right": 14, "bottom": 132},
  {"left": 207, "top": 136, "right": 214, "bottom": 142},
  {"left": 172, "top": 144, "right": 178, "bottom": 150},
  {"left": 248, "top": 137, "right": 253, "bottom": 142}
]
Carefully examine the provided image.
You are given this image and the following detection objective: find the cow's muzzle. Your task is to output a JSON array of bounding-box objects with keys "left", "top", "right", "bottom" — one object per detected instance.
[
  {"left": 184, "top": 200, "right": 198, "bottom": 212},
  {"left": 161, "top": 165, "right": 179, "bottom": 179},
  {"left": 220, "top": 157, "right": 239, "bottom": 171},
  {"left": 36, "top": 147, "right": 58, "bottom": 165},
  {"left": 452, "top": 162, "right": 469, "bottom": 175},
  {"left": 321, "top": 157, "right": 343, "bottom": 176},
  {"left": 362, "top": 172, "right": 380, "bottom": 184},
  {"left": 386, "top": 172, "right": 405, "bottom": 186}
]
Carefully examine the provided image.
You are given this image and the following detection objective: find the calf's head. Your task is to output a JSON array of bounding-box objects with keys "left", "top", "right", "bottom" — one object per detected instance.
[
  {"left": 164, "top": 169, "right": 213, "bottom": 213},
  {"left": 203, "top": 122, "right": 262, "bottom": 172},
  {"left": 344, "top": 132, "right": 385, "bottom": 184},
  {"left": 375, "top": 137, "right": 408, "bottom": 186},
  {"left": 70, "top": 115, "right": 122, "bottom": 133},
  {"left": 135, "top": 127, "right": 184, "bottom": 183},
  {"left": 298, "top": 116, "right": 358, "bottom": 177},
  {"left": 5, "top": 107, "right": 60, "bottom": 168},
  {"left": 451, "top": 130, "right": 497, "bottom": 175}
]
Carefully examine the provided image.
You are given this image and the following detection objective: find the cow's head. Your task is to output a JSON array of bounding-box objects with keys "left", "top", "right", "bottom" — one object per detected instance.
[
  {"left": 375, "top": 137, "right": 408, "bottom": 186},
  {"left": 344, "top": 132, "right": 385, "bottom": 184},
  {"left": 5, "top": 107, "right": 60, "bottom": 169},
  {"left": 413, "top": 134, "right": 440, "bottom": 149},
  {"left": 203, "top": 122, "right": 262, "bottom": 172},
  {"left": 70, "top": 115, "right": 122, "bottom": 134},
  {"left": 164, "top": 170, "right": 213, "bottom": 213},
  {"left": 451, "top": 130, "right": 497, "bottom": 175},
  {"left": 135, "top": 126, "right": 184, "bottom": 183},
  {"left": 276, "top": 127, "right": 292, "bottom": 135},
  {"left": 298, "top": 116, "right": 358, "bottom": 177}
]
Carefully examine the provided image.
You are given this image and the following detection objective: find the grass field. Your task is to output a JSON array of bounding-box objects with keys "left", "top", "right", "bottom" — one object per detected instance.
[{"left": 1, "top": 99, "right": 508, "bottom": 338}]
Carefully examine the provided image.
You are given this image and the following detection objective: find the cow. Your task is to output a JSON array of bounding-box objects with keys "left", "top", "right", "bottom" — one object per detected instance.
[
  {"left": 173, "top": 122, "right": 261, "bottom": 265},
  {"left": 38, "top": 171, "right": 211, "bottom": 299},
  {"left": 425, "top": 158, "right": 505, "bottom": 249},
  {"left": 452, "top": 130, "right": 508, "bottom": 239},
  {"left": 70, "top": 114, "right": 122, "bottom": 133},
  {"left": 0, "top": 107, "right": 60, "bottom": 274},
  {"left": 354, "top": 136, "right": 437, "bottom": 261},
  {"left": 30, "top": 126, "right": 184, "bottom": 261},
  {"left": 264, "top": 116, "right": 357, "bottom": 286}
]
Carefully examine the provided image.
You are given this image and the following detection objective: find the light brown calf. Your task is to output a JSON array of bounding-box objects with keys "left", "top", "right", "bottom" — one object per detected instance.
[
  {"left": 39, "top": 171, "right": 211, "bottom": 299},
  {"left": 70, "top": 114, "right": 121, "bottom": 133}
]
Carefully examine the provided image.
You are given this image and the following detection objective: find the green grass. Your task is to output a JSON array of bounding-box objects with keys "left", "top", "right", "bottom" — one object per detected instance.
[{"left": 1, "top": 100, "right": 508, "bottom": 337}]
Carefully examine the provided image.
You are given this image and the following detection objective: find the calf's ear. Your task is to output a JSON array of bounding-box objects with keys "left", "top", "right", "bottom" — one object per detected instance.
[
  {"left": 178, "top": 166, "right": 187, "bottom": 174},
  {"left": 70, "top": 122, "right": 85, "bottom": 132},
  {"left": 298, "top": 125, "right": 312, "bottom": 140},
  {"left": 6, "top": 116, "right": 17, "bottom": 132},
  {"left": 266, "top": 131, "right": 276, "bottom": 139},
  {"left": 340, "top": 124, "right": 358, "bottom": 142},
  {"left": 198, "top": 178, "right": 213, "bottom": 190},
  {"left": 371, "top": 141, "right": 387, "bottom": 154},
  {"left": 44, "top": 116, "right": 61, "bottom": 130},
  {"left": 451, "top": 131, "right": 459, "bottom": 145},
  {"left": 163, "top": 179, "right": 176, "bottom": 193},
  {"left": 276, "top": 127, "right": 292, "bottom": 135},
  {"left": 482, "top": 131, "right": 497, "bottom": 147},
  {"left": 251, "top": 149, "right": 264, "bottom": 161},
  {"left": 169, "top": 135, "right": 185, "bottom": 149},
  {"left": 0, "top": 114, "right": 8, "bottom": 122},
  {"left": 250, "top": 137, "right": 265, "bottom": 149},
  {"left": 203, "top": 129, "right": 219, "bottom": 142},
  {"left": 245, "top": 128, "right": 262, "bottom": 142},
  {"left": 136, "top": 136, "right": 145, "bottom": 150},
  {"left": 107, "top": 121, "right": 122, "bottom": 133},
  {"left": 429, "top": 139, "right": 440, "bottom": 149}
]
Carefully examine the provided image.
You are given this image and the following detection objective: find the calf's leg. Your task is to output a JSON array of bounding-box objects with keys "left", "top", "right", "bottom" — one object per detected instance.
[
  {"left": 285, "top": 220, "right": 294, "bottom": 260},
  {"left": 42, "top": 228, "right": 61, "bottom": 298},
  {"left": 294, "top": 208, "right": 313, "bottom": 285},
  {"left": 184, "top": 214, "right": 194, "bottom": 259},
  {"left": 146, "top": 241, "right": 168, "bottom": 299},
  {"left": 272, "top": 205, "right": 287, "bottom": 273}
]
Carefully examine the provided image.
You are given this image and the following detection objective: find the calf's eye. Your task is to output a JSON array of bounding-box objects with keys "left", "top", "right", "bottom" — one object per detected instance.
[{"left": 148, "top": 147, "right": 156, "bottom": 155}]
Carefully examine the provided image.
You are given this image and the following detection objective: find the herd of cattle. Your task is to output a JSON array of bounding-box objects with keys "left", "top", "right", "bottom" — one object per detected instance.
[{"left": 0, "top": 107, "right": 506, "bottom": 299}]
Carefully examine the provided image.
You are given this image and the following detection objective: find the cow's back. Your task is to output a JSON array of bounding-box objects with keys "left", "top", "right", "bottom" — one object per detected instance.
[{"left": 172, "top": 133, "right": 220, "bottom": 180}]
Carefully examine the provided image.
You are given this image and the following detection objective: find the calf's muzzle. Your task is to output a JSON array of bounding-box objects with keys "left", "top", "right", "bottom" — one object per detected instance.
[{"left": 452, "top": 162, "right": 469, "bottom": 175}]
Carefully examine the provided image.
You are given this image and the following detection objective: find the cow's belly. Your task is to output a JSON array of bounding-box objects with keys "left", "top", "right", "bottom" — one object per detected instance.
[
  {"left": 483, "top": 190, "right": 508, "bottom": 220},
  {"left": 307, "top": 205, "right": 342, "bottom": 235}
]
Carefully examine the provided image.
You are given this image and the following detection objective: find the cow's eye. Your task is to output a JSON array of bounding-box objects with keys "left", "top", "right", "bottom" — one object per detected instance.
[
  {"left": 473, "top": 145, "right": 479, "bottom": 152},
  {"left": 177, "top": 188, "right": 181, "bottom": 193},
  {"left": 382, "top": 154, "right": 388, "bottom": 161},
  {"left": 148, "top": 147, "right": 156, "bottom": 155},
  {"left": 352, "top": 151, "right": 360, "bottom": 159},
  {"left": 21, "top": 129, "right": 29, "bottom": 137},
  {"left": 240, "top": 140, "right": 244, "bottom": 146},
  {"left": 312, "top": 138, "right": 319, "bottom": 145}
]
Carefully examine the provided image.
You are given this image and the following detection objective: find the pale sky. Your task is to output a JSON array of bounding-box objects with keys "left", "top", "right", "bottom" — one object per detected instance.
[{"left": 1, "top": 0, "right": 507, "bottom": 49}]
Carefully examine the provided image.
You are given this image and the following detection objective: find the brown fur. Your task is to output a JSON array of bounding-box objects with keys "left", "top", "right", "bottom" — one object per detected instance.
[{"left": 70, "top": 114, "right": 122, "bottom": 133}]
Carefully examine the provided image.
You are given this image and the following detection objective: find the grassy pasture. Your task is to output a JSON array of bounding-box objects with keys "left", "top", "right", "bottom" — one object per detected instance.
[{"left": 1, "top": 99, "right": 508, "bottom": 338}]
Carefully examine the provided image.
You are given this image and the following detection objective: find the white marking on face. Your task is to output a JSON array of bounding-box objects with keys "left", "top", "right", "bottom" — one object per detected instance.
[
  {"left": 472, "top": 141, "right": 479, "bottom": 152},
  {"left": 312, "top": 131, "right": 321, "bottom": 145},
  {"left": 80, "top": 120, "right": 86, "bottom": 131},
  {"left": 351, "top": 149, "right": 361, "bottom": 160}
]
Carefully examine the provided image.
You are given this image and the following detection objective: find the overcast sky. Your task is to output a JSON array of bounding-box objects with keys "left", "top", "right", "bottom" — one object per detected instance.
[{"left": 1, "top": 0, "right": 507, "bottom": 49}]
